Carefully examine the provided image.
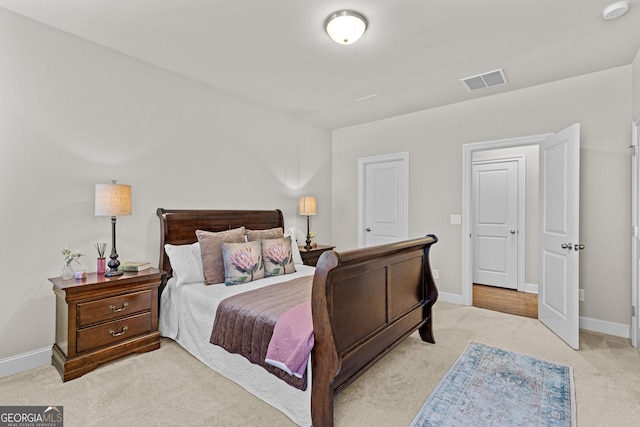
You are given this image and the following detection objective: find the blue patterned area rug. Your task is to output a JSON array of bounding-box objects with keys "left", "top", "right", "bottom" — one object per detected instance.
[{"left": 410, "top": 341, "right": 576, "bottom": 427}]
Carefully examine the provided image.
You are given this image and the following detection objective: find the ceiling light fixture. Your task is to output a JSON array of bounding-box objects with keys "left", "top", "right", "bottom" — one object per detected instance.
[
  {"left": 602, "top": 1, "right": 630, "bottom": 20},
  {"left": 324, "top": 10, "right": 367, "bottom": 45}
]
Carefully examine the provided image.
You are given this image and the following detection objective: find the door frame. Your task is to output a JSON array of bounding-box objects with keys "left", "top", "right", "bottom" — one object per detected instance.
[
  {"left": 632, "top": 113, "right": 640, "bottom": 349},
  {"left": 357, "top": 152, "right": 409, "bottom": 248},
  {"left": 462, "top": 133, "right": 553, "bottom": 306},
  {"left": 472, "top": 156, "right": 526, "bottom": 291}
]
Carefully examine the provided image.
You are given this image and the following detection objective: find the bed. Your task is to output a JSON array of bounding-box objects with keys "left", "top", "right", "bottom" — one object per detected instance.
[{"left": 156, "top": 208, "right": 438, "bottom": 427}]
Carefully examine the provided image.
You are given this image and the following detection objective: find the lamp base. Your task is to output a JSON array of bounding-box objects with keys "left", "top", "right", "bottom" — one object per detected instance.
[
  {"left": 104, "top": 269, "right": 123, "bottom": 277},
  {"left": 305, "top": 214, "right": 312, "bottom": 250}
]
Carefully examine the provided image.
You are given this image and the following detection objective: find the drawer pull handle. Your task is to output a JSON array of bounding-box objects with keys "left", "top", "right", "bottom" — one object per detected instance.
[
  {"left": 108, "top": 302, "right": 129, "bottom": 312},
  {"left": 108, "top": 326, "right": 128, "bottom": 337}
]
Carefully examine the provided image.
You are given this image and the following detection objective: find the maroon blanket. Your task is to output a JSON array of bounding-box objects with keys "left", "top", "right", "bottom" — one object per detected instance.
[{"left": 209, "top": 275, "right": 313, "bottom": 390}]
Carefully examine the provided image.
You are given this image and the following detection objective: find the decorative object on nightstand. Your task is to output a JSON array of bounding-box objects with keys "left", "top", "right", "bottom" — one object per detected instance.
[
  {"left": 95, "top": 242, "right": 107, "bottom": 274},
  {"left": 95, "top": 181, "right": 131, "bottom": 277},
  {"left": 60, "top": 247, "right": 83, "bottom": 280},
  {"left": 298, "top": 244, "right": 335, "bottom": 267},
  {"left": 298, "top": 196, "right": 316, "bottom": 250},
  {"left": 119, "top": 261, "right": 151, "bottom": 272},
  {"left": 49, "top": 268, "right": 165, "bottom": 381}
]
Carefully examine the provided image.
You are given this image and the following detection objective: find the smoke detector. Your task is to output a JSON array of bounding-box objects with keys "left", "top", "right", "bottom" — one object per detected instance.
[{"left": 602, "top": 1, "right": 630, "bottom": 20}]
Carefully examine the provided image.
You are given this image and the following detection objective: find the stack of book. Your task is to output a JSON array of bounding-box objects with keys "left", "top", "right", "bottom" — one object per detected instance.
[{"left": 119, "top": 261, "right": 151, "bottom": 272}]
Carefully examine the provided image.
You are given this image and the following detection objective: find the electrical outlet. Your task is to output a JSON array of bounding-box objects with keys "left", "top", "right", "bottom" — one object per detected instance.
[
  {"left": 450, "top": 214, "right": 461, "bottom": 225},
  {"left": 579, "top": 289, "right": 585, "bottom": 302},
  {"left": 432, "top": 269, "right": 439, "bottom": 279}
]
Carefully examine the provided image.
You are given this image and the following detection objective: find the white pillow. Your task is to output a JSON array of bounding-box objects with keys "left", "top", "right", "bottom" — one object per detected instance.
[
  {"left": 164, "top": 242, "right": 204, "bottom": 287},
  {"left": 286, "top": 228, "right": 304, "bottom": 265}
]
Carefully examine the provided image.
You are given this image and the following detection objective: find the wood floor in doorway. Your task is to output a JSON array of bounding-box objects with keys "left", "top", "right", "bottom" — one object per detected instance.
[{"left": 473, "top": 284, "right": 538, "bottom": 319}]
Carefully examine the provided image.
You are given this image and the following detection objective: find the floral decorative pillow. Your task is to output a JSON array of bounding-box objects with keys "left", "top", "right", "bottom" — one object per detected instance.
[
  {"left": 262, "top": 236, "right": 296, "bottom": 277},
  {"left": 221, "top": 240, "right": 265, "bottom": 286}
]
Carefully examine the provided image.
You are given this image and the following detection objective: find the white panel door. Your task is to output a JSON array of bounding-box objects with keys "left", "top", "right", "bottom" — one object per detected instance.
[
  {"left": 539, "top": 123, "right": 580, "bottom": 349},
  {"left": 362, "top": 156, "right": 408, "bottom": 247},
  {"left": 472, "top": 160, "right": 519, "bottom": 289}
]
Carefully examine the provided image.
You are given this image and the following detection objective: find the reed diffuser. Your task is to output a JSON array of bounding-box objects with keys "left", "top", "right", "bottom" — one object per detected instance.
[{"left": 95, "top": 242, "right": 107, "bottom": 274}]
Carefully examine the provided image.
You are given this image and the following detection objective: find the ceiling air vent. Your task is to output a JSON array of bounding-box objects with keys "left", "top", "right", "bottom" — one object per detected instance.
[{"left": 461, "top": 69, "right": 507, "bottom": 91}]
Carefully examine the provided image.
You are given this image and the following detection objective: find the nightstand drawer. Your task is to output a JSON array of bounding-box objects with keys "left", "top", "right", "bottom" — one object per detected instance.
[
  {"left": 76, "top": 312, "right": 153, "bottom": 353},
  {"left": 77, "top": 290, "right": 152, "bottom": 327}
]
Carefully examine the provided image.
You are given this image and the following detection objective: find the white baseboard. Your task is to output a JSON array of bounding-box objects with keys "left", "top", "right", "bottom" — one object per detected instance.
[
  {"left": 523, "top": 282, "right": 538, "bottom": 294},
  {"left": 579, "top": 316, "right": 630, "bottom": 339},
  {"left": 438, "top": 291, "right": 466, "bottom": 305},
  {"left": 0, "top": 347, "right": 51, "bottom": 379},
  {"left": 438, "top": 293, "right": 630, "bottom": 339}
]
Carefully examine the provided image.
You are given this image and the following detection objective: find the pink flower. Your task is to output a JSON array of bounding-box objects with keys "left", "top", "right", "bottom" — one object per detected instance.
[
  {"left": 266, "top": 242, "right": 288, "bottom": 265},
  {"left": 266, "top": 242, "right": 291, "bottom": 274},
  {"left": 230, "top": 247, "right": 258, "bottom": 277}
]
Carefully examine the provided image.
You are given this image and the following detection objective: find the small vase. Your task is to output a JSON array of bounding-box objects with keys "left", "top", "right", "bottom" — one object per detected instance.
[
  {"left": 97, "top": 258, "right": 106, "bottom": 274},
  {"left": 61, "top": 264, "right": 75, "bottom": 280}
]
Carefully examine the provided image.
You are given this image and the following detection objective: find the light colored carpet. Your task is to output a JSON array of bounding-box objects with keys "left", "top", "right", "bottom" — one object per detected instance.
[{"left": 1, "top": 302, "right": 640, "bottom": 426}]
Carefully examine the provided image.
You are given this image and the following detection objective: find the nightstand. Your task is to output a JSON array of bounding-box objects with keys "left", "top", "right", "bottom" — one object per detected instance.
[
  {"left": 298, "top": 244, "right": 335, "bottom": 267},
  {"left": 50, "top": 268, "right": 165, "bottom": 381}
]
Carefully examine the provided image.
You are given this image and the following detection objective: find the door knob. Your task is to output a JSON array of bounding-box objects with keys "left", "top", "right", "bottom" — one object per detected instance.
[
  {"left": 510, "top": 230, "right": 516, "bottom": 234},
  {"left": 365, "top": 227, "right": 371, "bottom": 232},
  {"left": 561, "top": 244, "right": 570, "bottom": 249},
  {"left": 574, "top": 244, "right": 585, "bottom": 251}
]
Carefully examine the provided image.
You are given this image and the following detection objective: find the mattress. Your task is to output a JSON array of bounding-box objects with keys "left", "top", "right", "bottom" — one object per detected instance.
[{"left": 159, "top": 265, "right": 316, "bottom": 426}]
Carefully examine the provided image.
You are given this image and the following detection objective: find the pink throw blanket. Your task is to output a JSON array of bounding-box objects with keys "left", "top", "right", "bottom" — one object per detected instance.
[
  {"left": 265, "top": 301, "right": 314, "bottom": 378},
  {"left": 210, "top": 276, "right": 312, "bottom": 390}
]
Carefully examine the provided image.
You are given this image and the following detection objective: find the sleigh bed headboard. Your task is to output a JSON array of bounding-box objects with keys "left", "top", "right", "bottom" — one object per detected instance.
[{"left": 156, "top": 208, "right": 284, "bottom": 279}]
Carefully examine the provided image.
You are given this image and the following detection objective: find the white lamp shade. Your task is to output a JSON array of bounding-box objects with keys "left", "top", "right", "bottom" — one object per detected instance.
[
  {"left": 325, "top": 11, "right": 367, "bottom": 45},
  {"left": 95, "top": 183, "right": 132, "bottom": 216},
  {"left": 299, "top": 196, "right": 317, "bottom": 216}
]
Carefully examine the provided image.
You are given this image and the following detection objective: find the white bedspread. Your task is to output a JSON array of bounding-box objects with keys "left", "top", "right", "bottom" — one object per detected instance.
[{"left": 159, "top": 266, "right": 316, "bottom": 426}]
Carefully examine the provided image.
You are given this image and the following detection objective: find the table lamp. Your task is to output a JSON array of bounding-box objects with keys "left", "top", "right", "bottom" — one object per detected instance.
[
  {"left": 95, "top": 180, "right": 132, "bottom": 277},
  {"left": 298, "top": 196, "right": 316, "bottom": 250}
]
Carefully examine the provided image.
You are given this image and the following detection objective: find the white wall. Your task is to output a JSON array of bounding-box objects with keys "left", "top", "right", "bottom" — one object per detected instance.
[
  {"left": 332, "top": 66, "right": 631, "bottom": 326},
  {"left": 0, "top": 10, "right": 332, "bottom": 364}
]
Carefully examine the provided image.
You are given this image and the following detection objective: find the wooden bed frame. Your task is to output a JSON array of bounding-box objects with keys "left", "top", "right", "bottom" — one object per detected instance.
[{"left": 157, "top": 208, "right": 438, "bottom": 427}]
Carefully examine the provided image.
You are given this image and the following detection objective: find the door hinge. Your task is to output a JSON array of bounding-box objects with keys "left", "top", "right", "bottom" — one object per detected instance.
[
  {"left": 634, "top": 226, "right": 639, "bottom": 238},
  {"left": 631, "top": 145, "right": 637, "bottom": 156}
]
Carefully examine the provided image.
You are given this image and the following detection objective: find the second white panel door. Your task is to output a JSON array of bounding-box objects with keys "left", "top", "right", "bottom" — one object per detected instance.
[
  {"left": 472, "top": 160, "right": 519, "bottom": 289},
  {"left": 362, "top": 157, "right": 407, "bottom": 247}
]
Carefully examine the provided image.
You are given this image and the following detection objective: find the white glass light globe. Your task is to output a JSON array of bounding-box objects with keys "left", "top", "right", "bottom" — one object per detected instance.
[{"left": 325, "top": 11, "right": 367, "bottom": 45}]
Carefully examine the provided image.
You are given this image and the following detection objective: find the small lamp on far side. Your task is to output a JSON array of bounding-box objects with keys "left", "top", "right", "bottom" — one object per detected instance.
[
  {"left": 95, "top": 180, "right": 132, "bottom": 277},
  {"left": 298, "top": 196, "right": 317, "bottom": 250}
]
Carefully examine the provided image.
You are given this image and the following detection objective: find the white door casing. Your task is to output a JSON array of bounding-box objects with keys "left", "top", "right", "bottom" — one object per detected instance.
[
  {"left": 631, "top": 114, "right": 640, "bottom": 349},
  {"left": 463, "top": 133, "right": 554, "bottom": 307},
  {"left": 358, "top": 152, "right": 409, "bottom": 248},
  {"left": 472, "top": 159, "right": 521, "bottom": 289},
  {"left": 538, "top": 123, "right": 581, "bottom": 350}
]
